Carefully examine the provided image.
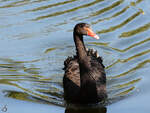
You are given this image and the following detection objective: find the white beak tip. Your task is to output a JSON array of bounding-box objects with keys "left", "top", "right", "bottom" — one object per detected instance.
[{"left": 94, "top": 35, "right": 100, "bottom": 39}]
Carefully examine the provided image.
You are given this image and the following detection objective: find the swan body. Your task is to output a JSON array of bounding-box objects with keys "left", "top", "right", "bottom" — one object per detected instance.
[{"left": 63, "top": 23, "right": 107, "bottom": 104}]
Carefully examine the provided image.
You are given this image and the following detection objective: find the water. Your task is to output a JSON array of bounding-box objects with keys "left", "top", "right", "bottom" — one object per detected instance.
[{"left": 0, "top": 0, "right": 150, "bottom": 112}]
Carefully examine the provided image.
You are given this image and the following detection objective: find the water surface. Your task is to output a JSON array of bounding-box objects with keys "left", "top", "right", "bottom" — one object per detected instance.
[{"left": 0, "top": 0, "right": 150, "bottom": 113}]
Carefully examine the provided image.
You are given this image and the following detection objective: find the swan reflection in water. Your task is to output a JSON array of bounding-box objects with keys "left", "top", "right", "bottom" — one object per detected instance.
[{"left": 65, "top": 106, "right": 107, "bottom": 113}]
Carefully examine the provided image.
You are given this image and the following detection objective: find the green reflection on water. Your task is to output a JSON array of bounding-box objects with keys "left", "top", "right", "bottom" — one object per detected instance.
[
  {"left": 0, "top": 80, "right": 63, "bottom": 106},
  {"left": 32, "top": 0, "right": 104, "bottom": 21},
  {"left": 106, "top": 48, "right": 150, "bottom": 70},
  {"left": 92, "top": 0, "right": 143, "bottom": 25},
  {"left": 120, "top": 22, "right": 150, "bottom": 37},
  {"left": 44, "top": 47, "right": 56, "bottom": 54},
  {"left": 114, "top": 78, "right": 141, "bottom": 89},
  {"left": 80, "top": 0, "right": 124, "bottom": 21},
  {"left": 88, "top": 42, "right": 109, "bottom": 46},
  {"left": 97, "top": 11, "right": 142, "bottom": 34},
  {"left": 24, "top": 68, "right": 41, "bottom": 74},
  {"left": 6, "top": 91, "right": 36, "bottom": 102},
  {"left": 0, "top": 0, "right": 29, "bottom": 8},
  {"left": 0, "top": 81, "right": 50, "bottom": 101},
  {"left": 25, "top": 0, "right": 80, "bottom": 12},
  {"left": 0, "top": 58, "right": 40, "bottom": 63},
  {"left": 92, "top": 6, "right": 130, "bottom": 24},
  {"left": 110, "top": 37, "right": 150, "bottom": 52},
  {"left": 111, "top": 59, "right": 150, "bottom": 78},
  {"left": 115, "top": 86, "right": 135, "bottom": 96}
]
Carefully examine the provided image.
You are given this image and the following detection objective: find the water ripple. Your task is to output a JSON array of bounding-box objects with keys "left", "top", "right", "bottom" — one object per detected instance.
[
  {"left": 120, "top": 22, "right": 150, "bottom": 37},
  {"left": 0, "top": 0, "right": 29, "bottom": 8},
  {"left": 25, "top": 0, "right": 79, "bottom": 12},
  {"left": 0, "top": 0, "right": 149, "bottom": 108},
  {"left": 92, "top": 0, "right": 143, "bottom": 24},
  {"left": 78, "top": 0, "right": 125, "bottom": 21},
  {"left": 111, "top": 59, "right": 150, "bottom": 78},
  {"left": 32, "top": 0, "right": 104, "bottom": 21},
  {"left": 97, "top": 10, "right": 142, "bottom": 34}
]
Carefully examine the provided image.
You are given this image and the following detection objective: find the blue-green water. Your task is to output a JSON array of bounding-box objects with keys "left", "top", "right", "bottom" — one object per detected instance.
[{"left": 0, "top": 0, "right": 150, "bottom": 113}]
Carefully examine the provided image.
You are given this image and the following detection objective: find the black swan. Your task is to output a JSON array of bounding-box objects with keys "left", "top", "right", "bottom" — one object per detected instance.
[{"left": 63, "top": 23, "right": 107, "bottom": 104}]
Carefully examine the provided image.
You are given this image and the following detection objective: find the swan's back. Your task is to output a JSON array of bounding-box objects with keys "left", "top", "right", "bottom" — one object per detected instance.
[{"left": 63, "top": 49, "right": 107, "bottom": 104}]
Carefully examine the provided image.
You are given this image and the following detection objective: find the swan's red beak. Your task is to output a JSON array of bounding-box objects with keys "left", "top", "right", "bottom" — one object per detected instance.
[{"left": 87, "top": 28, "right": 99, "bottom": 39}]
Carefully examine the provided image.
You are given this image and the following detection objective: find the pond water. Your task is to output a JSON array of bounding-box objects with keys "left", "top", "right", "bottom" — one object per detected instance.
[{"left": 0, "top": 0, "right": 150, "bottom": 113}]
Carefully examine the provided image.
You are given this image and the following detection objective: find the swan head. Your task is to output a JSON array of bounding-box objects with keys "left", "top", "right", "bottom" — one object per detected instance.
[{"left": 74, "top": 23, "right": 99, "bottom": 39}]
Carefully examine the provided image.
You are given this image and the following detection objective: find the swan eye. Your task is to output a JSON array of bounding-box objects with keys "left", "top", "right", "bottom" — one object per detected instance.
[{"left": 79, "top": 24, "right": 85, "bottom": 28}]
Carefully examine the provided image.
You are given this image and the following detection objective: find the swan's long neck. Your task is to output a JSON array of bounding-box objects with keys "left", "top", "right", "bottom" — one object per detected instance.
[{"left": 73, "top": 32, "right": 90, "bottom": 69}]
